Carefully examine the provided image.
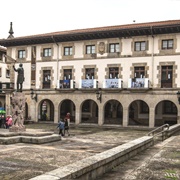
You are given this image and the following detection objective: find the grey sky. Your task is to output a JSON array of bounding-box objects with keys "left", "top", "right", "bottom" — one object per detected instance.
[{"left": 0, "top": 0, "right": 179, "bottom": 39}]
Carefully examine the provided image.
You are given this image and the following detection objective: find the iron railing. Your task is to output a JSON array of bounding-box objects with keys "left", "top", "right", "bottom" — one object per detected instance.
[{"left": 147, "top": 124, "right": 170, "bottom": 141}]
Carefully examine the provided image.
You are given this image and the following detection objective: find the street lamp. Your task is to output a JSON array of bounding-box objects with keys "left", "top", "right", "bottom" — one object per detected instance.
[
  {"left": 177, "top": 91, "right": 180, "bottom": 104},
  {"left": 30, "top": 88, "right": 37, "bottom": 102},
  {"left": 96, "top": 91, "right": 102, "bottom": 103}
]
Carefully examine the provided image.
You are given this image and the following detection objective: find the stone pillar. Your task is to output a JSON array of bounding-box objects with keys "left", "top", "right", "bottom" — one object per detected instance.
[
  {"left": 98, "top": 106, "right": 103, "bottom": 126},
  {"left": 123, "top": 107, "right": 128, "bottom": 127},
  {"left": 177, "top": 116, "right": 180, "bottom": 124},
  {"left": 54, "top": 105, "right": 59, "bottom": 124},
  {"left": 75, "top": 106, "right": 81, "bottom": 125},
  {"left": 149, "top": 108, "right": 155, "bottom": 128},
  {"left": 9, "top": 92, "right": 26, "bottom": 132},
  {"left": 4, "top": 90, "right": 14, "bottom": 116}
]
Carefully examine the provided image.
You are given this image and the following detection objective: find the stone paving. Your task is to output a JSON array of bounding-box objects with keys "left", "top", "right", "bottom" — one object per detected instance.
[
  {"left": 0, "top": 123, "right": 148, "bottom": 180},
  {"left": 97, "top": 131, "right": 180, "bottom": 180},
  {"left": 0, "top": 123, "right": 179, "bottom": 180}
]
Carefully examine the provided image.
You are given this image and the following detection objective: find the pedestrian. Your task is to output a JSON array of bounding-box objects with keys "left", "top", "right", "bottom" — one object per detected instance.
[
  {"left": 6, "top": 115, "right": 13, "bottom": 129},
  {"left": 65, "top": 112, "right": 71, "bottom": 125},
  {"left": 64, "top": 118, "right": 70, "bottom": 136},
  {"left": 57, "top": 119, "right": 65, "bottom": 136}
]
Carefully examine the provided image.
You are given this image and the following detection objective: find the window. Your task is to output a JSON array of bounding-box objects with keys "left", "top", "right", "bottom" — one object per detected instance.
[
  {"left": 109, "top": 43, "right": 119, "bottom": 53},
  {"left": 134, "top": 66, "right": 145, "bottom": 78},
  {"left": 43, "top": 48, "right": 51, "bottom": 57},
  {"left": 85, "top": 68, "right": 94, "bottom": 79},
  {"left": 64, "top": 47, "right": 72, "bottom": 56},
  {"left": 86, "top": 45, "right": 95, "bottom": 54},
  {"left": 18, "top": 50, "right": 26, "bottom": 59},
  {"left": 134, "top": 41, "right": 146, "bottom": 51},
  {"left": 109, "top": 67, "right": 119, "bottom": 79},
  {"left": 64, "top": 69, "right": 72, "bottom": 80},
  {"left": 43, "top": 70, "right": 51, "bottom": 89},
  {"left": 161, "top": 66, "right": 173, "bottom": 88},
  {"left": 6, "top": 69, "right": 10, "bottom": 78},
  {"left": 162, "top": 39, "right": 173, "bottom": 49}
]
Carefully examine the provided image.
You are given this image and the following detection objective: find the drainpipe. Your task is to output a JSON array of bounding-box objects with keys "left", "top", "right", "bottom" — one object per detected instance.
[
  {"left": 151, "top": 26, "right": 154, "bottom": 88},
  {"left": 52, "top": 36, "right": 59, "bottom": 88}
]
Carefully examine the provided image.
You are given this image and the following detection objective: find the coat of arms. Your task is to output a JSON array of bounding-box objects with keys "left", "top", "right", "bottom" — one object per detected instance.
[{"left": 98, "top": 42, "right": 105, "bottom": 55}]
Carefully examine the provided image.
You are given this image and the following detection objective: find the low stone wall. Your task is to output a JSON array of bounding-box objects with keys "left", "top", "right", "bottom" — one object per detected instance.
[
  {"left": 0, "top": 131, "right": 61, "bottom": 144},
  {"left": 167, "top": 124, "right": 180, "bottom": 137},
  {"left": 30, "top": 136, "right": 153, "bottom": 180}
]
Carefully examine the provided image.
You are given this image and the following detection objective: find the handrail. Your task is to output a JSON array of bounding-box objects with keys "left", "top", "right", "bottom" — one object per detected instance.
[{"left": 147, "top": 124, "right": 170, "bottom": 141}]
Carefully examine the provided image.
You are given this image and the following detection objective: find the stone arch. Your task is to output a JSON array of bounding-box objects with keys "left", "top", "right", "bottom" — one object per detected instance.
[
  {"left": 155, "top": 100, "right": 177, "bottom": 126},
  {"left": 59, "top": 99, "right": 75, "bottom": 123},
  {"left": 38, "top": 99, "right": 54, "bottom": 121},
  {"left": 104, "top": 99, "right": 123, "bottom": 125},
  {"left": 80, "top": 99, "right": 98, "bottom": 123},
  {"left": 128, "top": 100, "right": 149, "bottom": 126}
]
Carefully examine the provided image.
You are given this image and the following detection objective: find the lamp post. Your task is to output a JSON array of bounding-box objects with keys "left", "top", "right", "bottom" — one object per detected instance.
[
  {"left": 177, "top": 91, "right": 180, "bottom": 104},
  {"left": 30, "top": 88, "right": 37, "bottom": 102},
  {"left": 96, "top": 91, "right": 102, "bottom": 103}
]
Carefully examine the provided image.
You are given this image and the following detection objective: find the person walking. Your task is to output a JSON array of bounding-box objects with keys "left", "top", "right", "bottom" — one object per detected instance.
[
  {"left": 6, "top": 115, "right": 13, "bottom": 129},
  {"left": 57, "top": 119, "right": 65, "bottom": 136},
  {"left": 64, "top": 117, "right": 70, "bottom": 136}
]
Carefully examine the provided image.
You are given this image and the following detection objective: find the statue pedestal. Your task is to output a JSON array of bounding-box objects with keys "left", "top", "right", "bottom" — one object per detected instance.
[
  {"left": 9, "top": 92, "right": 26, "bottom": 132},
  {"left": 9, "top": 125, "right": 26, "bottom": 132}
]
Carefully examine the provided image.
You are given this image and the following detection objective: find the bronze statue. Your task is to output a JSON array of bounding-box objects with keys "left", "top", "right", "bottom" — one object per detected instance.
[{"left": 13, "top": 64, "right": 24, "bottom": 92}]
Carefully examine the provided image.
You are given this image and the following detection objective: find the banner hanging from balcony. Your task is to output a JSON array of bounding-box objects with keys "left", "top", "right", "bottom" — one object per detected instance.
[
  {"left": 59, "top": 80, "right": 70, "bottom": 89},
  {"left": 104, "top": 79, "right": 119, "bottom": 88},
  {"left": 81, "top": 79, "right": 94, "bottom": 88},
  {"left": 128, "top": 78, "right": 149, "bottom": 88}
]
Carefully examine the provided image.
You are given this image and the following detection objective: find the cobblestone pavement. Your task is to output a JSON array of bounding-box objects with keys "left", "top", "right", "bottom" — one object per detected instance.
[
  {"left": 97, "top": 131, "right": 180, "bottom": 180},
  {"left": 0, "top": 124, "right": 149, "bottom": 180}
]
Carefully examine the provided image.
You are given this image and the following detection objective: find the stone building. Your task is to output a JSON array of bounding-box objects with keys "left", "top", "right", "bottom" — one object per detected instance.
[{"left": 0, "top": 20, "right": 180, "bottom": 128}]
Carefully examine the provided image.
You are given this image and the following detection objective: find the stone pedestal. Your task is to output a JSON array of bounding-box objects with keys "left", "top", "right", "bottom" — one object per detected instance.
[{"left": 9, "top": 92, "right": 26, "bottom": 132}]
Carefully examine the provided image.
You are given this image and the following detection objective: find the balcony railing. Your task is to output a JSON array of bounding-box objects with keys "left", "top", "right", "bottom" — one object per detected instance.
[
  {"left": 0, "top": 82, "right": 14, "bottom": 92},
  {"left": 103, "top": 79, "right": 123, "bottom": 88},
  {"left": 128, "top": 78, "right": 149, "bottom": 88}
]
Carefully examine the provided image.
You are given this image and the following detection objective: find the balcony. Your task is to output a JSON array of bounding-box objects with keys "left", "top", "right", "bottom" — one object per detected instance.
[
  {"left": 103, "top": 79, "right": 123, "bottom": 88},
  {"left": 128, "top": 78, "right": 149, "bottom": 88},
  {"left": 0, "top": 82, "right": 14, "bottom": 93}
]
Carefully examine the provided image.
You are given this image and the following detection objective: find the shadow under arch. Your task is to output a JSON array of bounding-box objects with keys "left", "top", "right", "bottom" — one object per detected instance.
[
  {"left": 59, "top": 99, "right": 75, "bottom": 123},
  {"left": 81, "top": 99, "right": 98, "bottom": 124},
  {"left": 39, "top": 99, "right": 54, "bottom": 122},
  {"left": 128, "top": 100, "right": 149, "bottom": 126},
  {"left": 104, "top": 99, "right": 123, "bottom": 125},
  {"left": 155, "top": 100, "right": 177, "bottom": 126}
]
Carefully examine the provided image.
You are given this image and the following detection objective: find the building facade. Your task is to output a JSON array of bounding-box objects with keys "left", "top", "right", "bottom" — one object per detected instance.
[{"left": 0, "top": 20, "right": 180, "bottom": 128}]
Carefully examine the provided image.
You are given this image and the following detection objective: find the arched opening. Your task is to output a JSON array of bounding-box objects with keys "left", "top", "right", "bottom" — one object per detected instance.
[
  {"left": 128, "top": 100, "right": 149, "bottom": 126},
  {"left": 81, "top": 99, "right": 98, "bottom": 123},
  {"left": 155, "top": 100, "right": 177, "bottom": 126},
  {"left": 104, "top": 100, "right": 123, "bottom": 125},
  {"left": 39, "top": 99, "right": 54, "bottom": 122},
  {"left": 59, "top": 99, "right": 75, "bottom": 123}
]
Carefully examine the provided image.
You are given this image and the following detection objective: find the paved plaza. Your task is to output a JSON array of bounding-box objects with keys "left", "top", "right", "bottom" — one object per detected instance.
[{"left": 0, "top": 123, "right": 179, "bottom": 180}]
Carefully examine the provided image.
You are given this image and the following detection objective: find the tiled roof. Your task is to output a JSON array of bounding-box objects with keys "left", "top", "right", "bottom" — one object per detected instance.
[
  {"left": 0, "top": 19, "right": 180, "bottom": 47},
  {"left": 7, "top": 19, "right": 180, "bottom": 39}
]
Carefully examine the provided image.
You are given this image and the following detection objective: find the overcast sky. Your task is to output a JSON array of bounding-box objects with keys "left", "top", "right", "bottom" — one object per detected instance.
[{"left": 0, "top": 0, "right": 179, "bottom": 39}]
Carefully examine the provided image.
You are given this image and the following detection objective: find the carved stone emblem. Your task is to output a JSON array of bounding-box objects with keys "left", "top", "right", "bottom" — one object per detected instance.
[{"left": 98, "top": 42, "right": 105, "bottom": 55}]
